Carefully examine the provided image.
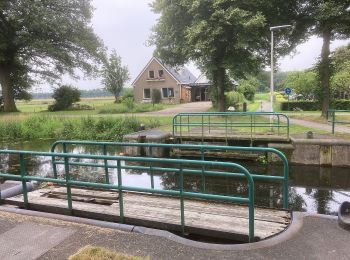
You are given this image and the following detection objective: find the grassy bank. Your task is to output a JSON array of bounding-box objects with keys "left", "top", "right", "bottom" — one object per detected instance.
[{"left": 0, "top": 116, "right": 162, "bottom": 141}]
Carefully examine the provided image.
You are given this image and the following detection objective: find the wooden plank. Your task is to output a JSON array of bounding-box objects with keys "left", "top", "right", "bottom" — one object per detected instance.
[{"left": 5, "top": 187, "right": 290, "bottom": 241}]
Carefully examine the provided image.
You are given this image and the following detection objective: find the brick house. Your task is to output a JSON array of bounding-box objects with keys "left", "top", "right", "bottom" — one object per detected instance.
[{"left": 132, "top": 57, "right": 199, "bottom": 103}]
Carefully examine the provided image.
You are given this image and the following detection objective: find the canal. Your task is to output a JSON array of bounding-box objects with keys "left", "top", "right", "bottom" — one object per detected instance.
[{"left": 0, "top": 140, "right": 349, "bottom": 216}]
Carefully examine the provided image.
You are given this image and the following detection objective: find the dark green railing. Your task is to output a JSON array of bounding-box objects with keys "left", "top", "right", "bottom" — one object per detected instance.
[
  {"left": 172, "top": 112, "right": 290, "bottom": 144},
  {"left": 326, "top": 109, "right": 350, "bottom": 134},
  {"left": 51, "top": 141, "right": 289, "bottom": 209},
  {"left": 0, "top": 149, "right": 257, "bottom": 242}
]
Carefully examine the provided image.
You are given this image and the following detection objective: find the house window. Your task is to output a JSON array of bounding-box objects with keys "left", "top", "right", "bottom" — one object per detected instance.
[
  {"left": 162, "top": 88, "right": 174, "bottom": 98},
  {"left": 158, "top": 70, "right": 164, "bottom": 78},
  {"left": 149, "top": 70, "right": 155, "bottom": 79},
  {"left": 143, "top": 88, "right": 151, "bottom": 99}
]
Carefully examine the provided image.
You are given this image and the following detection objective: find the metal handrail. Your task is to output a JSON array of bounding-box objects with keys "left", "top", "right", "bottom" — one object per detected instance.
[
  {"left": 172, "top": 112, "right": 290, "bottom": 144},
  {"left": 326, "top": 109, "right": 350, "bottom": 134},
  {"left": 51, "top": 141, "right": 289, "bottom": 209},
  {"left": 0, "top": 149, "right": 256, "bottom": 242}
]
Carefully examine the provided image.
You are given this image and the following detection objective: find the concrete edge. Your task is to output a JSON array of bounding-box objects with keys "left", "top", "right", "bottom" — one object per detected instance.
[
  {"left": 133, "top": 212, "right": 305, "bottom": 251},
  {"left": 0, "top": 206, "right": 315, "bottom": 251},
  {"left": 290, "top": 137, "right": 350, "bottom": 145},
  {"left": 0, "top": 206, "right": 135, "bottom": 232}
]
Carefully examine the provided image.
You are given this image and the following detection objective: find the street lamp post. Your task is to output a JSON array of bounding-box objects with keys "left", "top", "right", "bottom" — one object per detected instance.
[{"left": 270, "top": 25, "right": 292, "bottom": 116}]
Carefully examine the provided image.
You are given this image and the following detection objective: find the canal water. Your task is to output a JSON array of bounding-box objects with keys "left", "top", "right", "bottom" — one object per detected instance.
[{"left": 0, "top": 140, "right": 349, "bottom": 216}]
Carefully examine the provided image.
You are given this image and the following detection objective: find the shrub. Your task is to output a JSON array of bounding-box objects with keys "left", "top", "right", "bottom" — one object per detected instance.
[
  {"left": 152, "top": 89, "right": 161, "bottom": 104},
  {"left": 280, "top": 100, "right": 320, "bottom": 111},
  {"left": 49, "top": 85, "right": 81, "bottom": 111},
  {"left": 225, "top": 91, "right": 245, "bottom": 110},
  {"left": 121, "top": 88, "right": 134, "bottom": 102},
  {"left": 122, "top": 97, "right": 135, "bottom": 110},
  {"left": 331, "top": 99, "right": 350, "bottom": 110}
]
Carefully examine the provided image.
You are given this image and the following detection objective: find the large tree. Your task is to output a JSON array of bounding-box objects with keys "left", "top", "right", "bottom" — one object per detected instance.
[
  {"left": 102, "top": 50, "right": 130, "bottom": 102},
  {"left": 150, "top": 1, "right": 307, "bottom": 111},
  {"left": 306, "top": 1, "right": 350, "bottom": 116},
  {"left": 0, "top": 0, "right": 105, "bottom": 112}
]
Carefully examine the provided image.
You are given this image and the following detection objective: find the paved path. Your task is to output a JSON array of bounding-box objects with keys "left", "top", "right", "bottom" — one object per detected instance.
[
  {"left": 261, "top": 101, "right": 350, "bottom": 134},
  {"left": 146, "top": 101, "right": 212, "bottom": 116},
  {"left": 0, "top": 208, "right": 349, "bottom": 260}
]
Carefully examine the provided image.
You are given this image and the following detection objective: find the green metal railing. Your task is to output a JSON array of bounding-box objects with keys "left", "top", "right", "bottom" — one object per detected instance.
[
  {"left": 172, "top": 112, "right": 290, "bottom": 144},
  {"left": 51, "top": 141, "right": 289, "bottom": 209},
  {"left": 0, "top": 149, "right": 257, "bottom": 242},
  {"left": 326, "top": 109, "right": 350, "bottom": 134}
]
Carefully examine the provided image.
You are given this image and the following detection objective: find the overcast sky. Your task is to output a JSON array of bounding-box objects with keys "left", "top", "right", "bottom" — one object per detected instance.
[{"left": 37, "top": 0, "right": 350, "bottom": 92}]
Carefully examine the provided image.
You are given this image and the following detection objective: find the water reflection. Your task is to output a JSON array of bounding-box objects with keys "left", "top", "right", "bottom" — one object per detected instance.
[{"left": 0, "top": 140, "right": 349, "bottom": 215}]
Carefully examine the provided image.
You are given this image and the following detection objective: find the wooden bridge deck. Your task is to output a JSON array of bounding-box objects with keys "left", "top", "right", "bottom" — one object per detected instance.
[{"left": 5, "top": 186, "right": 291, "bottom": 242}]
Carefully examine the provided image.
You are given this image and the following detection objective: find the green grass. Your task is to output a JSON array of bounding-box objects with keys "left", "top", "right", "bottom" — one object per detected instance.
[
  {"left": 16, "top": 97, "right": 115, "bottom": 113},
  {"left": 255, "top": 93, "right": 270, "bottom": 101},
  {"left": 15, "top": 98, "right": 174, "bottom": 116},
  {"left": 98, "top": 103, "right": 169, "bottom": 114},
  {"left": 247, "top": 102, "right": 261, "bottom": 112},
  {"left": 0, "top": 115, "right": 166, "bottom": 141}
]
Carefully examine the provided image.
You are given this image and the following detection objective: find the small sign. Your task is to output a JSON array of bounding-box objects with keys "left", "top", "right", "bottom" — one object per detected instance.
[{"left": 285, "top": 87, "right": 292, "bottom": 95}]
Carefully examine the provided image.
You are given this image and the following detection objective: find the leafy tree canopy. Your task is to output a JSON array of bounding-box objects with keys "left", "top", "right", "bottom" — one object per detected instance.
[
  {"left": 150, "top": 0, "right": 306, "bottom": 111},
  {"left": 0, "top": 0, "right": 105, "bottom": 112},
  {"left": 102, "top": 50, "right": 130, "bottom": 102},
  {"left": 304, "top": 1, "right": 350, "bottom": 115},
  {"left": 237, "top": 76, "right": 259, "bottom": 101},
  {"left": 283, "top": 70, "right": 319, "bottom": 100}
]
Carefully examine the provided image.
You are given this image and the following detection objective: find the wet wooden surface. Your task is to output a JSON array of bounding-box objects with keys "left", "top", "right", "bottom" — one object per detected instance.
[{"left": 5, "top": 186, "right": 291, "bottom": 242}]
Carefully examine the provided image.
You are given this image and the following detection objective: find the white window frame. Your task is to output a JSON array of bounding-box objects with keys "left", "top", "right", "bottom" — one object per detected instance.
[
  {"left": 162, "top": 87, "right": 174, "bottom": 98},
  {"left": 143, "top": 88, "right": 151, "bottom": 99}
]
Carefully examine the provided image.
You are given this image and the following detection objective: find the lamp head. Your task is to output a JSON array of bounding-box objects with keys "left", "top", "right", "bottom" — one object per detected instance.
[{"left": 270, "top": 25, "right": 292, "bottom": 31}]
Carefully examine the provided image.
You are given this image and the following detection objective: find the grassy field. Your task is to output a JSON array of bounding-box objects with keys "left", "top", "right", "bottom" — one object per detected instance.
[
  {"left": 14, "top": 97, "right": 174, "bottom": 115},
  {"left": 2, "top": 97, "right": 349, "bottom": 141}
]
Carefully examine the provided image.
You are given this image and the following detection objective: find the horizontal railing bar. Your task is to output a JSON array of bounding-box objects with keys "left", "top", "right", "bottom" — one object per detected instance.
[
  {"left": 53, "top": 160, "right": 284, "bottom": 181},
  {"left": 0, "top": 173, "right": 249, "bottom": 205}
]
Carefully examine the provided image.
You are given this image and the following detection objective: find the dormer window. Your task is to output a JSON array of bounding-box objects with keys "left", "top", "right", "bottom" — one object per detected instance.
[
  {"left": 158, "top": 70, "right": 164, "bottom": 78},
  {"left": 149, "top": 70, "right": 155, "bottom": 79}
]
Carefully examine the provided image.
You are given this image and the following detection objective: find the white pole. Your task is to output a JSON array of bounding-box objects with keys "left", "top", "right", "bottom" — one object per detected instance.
[
  {"left": 270, "top": 30, "right": 274, "bottom": 113},
  {"left": 270, "top": 30, "right": 274, "bottom": 129}
]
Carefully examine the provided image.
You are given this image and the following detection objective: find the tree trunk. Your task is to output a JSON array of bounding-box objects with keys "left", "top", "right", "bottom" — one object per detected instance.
[
  {"left": 320, "top": 29, "right": 331, "bottom": 117},
  {"left": 216, "top": 68, "right": 226, "bottom": 112},
  {"left": 0, "top": 65, "right": 18, "bottom": 112}
]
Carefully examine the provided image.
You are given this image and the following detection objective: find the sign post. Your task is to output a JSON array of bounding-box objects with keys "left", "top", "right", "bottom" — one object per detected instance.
[{"left": 285, "top": 87, "right": 292, "bottom": 111}]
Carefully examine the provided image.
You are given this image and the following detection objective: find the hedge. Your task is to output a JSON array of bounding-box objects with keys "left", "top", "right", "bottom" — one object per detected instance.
[
  {"left": 332, "top": 100, "right": 350, "bottom": 110},
  {"left": 280, "top": 99, "right": 350, "bottom": 111},
  {"left": 280, "top": 101, "right": 320, "bottom": 111}
]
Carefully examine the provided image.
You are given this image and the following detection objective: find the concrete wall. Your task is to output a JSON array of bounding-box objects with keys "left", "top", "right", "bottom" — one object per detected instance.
[{"left": 269, "top": 139, "right": 350, "bottom": 167}]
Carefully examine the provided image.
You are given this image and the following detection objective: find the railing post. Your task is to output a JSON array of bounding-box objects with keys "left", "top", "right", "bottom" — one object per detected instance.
[
  {"left": 64, "top": 154, "right": 73, "bottom": 215},
  {"left": 19, "top": 154, "right": 29, "bottom": 209},
  {"left": 187, "top": 115, "right": 190, "bottom": 133},
  {"left": 103, "top": 144, "right": 109, "bottom": 184},
  {"left": 180, "top": 115, "right": 182, "bottom": 139},
  {"left": 149, "top": 146, "right": 154, "bottom": 189},
  {"left": 250, "top": 114, "right": 253, "bottom": 146},
  {"left": 283, "top": 161, "right": 289, "bottom": 209},
  {"left": 332, "top": 111, "right": 335, "bottom": 134},
  {"left": 200, "top": 148, "right": 206, "bottom": 193},
  {"left": 208, "top": 115, "right": 211, "bottom": 134},
  {"left": 52, "top": 144, "right": 58, "bottom": 179},
  {"left": 225, "top": 115, "right": 228, "bottom": 145},
  {"left": 117, "top": 160, "right": 124, "bottom": 223},
  {"left": 179, "top": 165, "right": 185, "bottom": 235},
  {"left": 201, "top": 114, "right": 204, "bottom": 144},
  {"left": 248, "top": 175, "right": 255, "bottom": 243}
]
